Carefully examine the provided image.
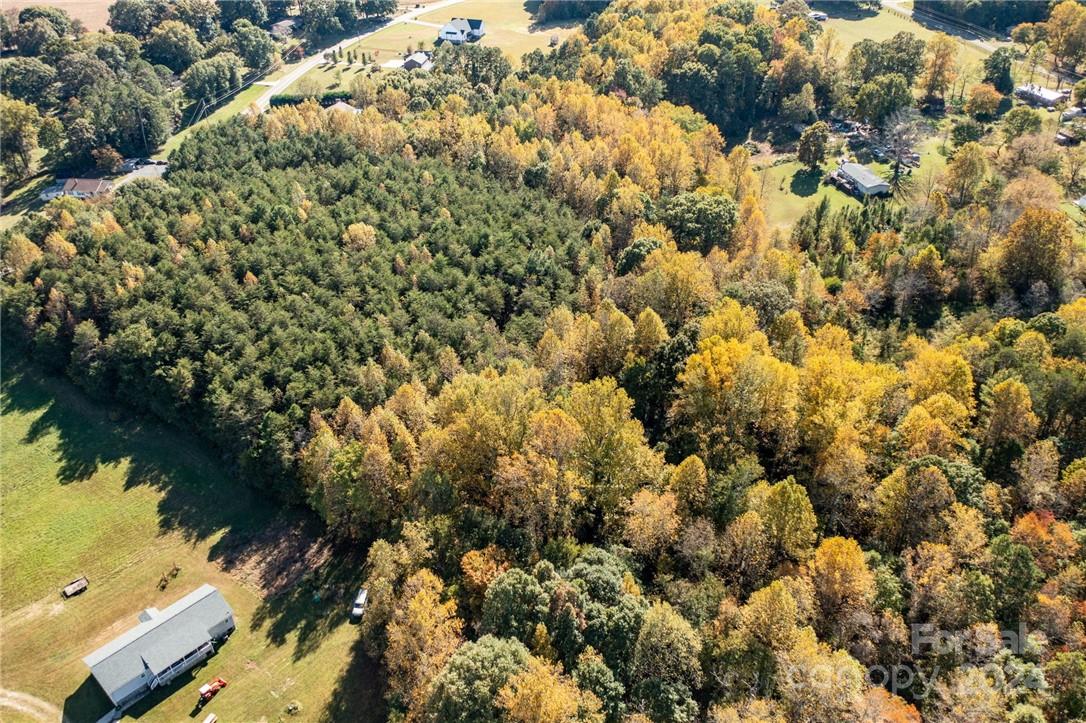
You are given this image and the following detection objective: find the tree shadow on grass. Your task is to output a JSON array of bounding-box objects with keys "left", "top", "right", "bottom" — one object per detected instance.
[
  {"left": 809, "top": 1, "right": 878, "bottom": 20},
  {"left": 4, "top": 355, "right": 270, "bottom": 545},
  {"left": 319, "top": 635, "right": 387, "bottom": 723},
  {"left": 2, "top": 355, "right": 360, "bottom": 663},
  {"left": 0, "top": 171, "right": 53, "bottom": 217},
  {"left": 523, "top": 0, "right": 590, "bottom": 32},
  {"left": 239, "top": 534, "right": 367, "bottom": 662},
  {"left": 789, "top": 168, "right": 822, "bottom": 197}
]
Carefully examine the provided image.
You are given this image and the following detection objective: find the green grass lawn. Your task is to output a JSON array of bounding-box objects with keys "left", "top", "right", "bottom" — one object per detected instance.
[
  {"left": 758, "top": 129, "right": 950, "bottom": 229},
  {"left": 289, "top": 1, "right": 579, "bottom": 94},
  {"left": 156, "top": 85, "right": 265, "bottom": 160},
  {"left": 0, "top": 168, "right": 54, "bottom": 234},
  {"left": 419, "top": 0, "right": 579, "bottom": 60},
  {"left": 759, "top": 160, "right": 859, "bottom": 229},
  {"left": 0, "top": 358, "right": 383, "bottom": 723},
  {"left": 822, "top": 4, "right": 992, "bottom": 69}
]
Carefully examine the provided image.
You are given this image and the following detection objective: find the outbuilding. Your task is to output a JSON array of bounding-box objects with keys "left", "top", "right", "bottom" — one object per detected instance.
[
  {"left": 838, "top": 162, "right": 891, "bottom": 196},
  {"left": 83, "top": 585, "right": 235, "bottom": 710}
]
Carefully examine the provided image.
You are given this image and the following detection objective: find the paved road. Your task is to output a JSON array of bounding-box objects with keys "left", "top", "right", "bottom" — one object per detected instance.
[
  {"left": 881, "top": 0, "right": 1005, "bottom": 54},
  {"left": 254, "top": 0, "right": 464, "bottom": 111}
]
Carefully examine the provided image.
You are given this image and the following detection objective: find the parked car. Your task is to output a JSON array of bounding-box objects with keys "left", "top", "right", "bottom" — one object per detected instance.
[{"left": 350, "top": 587, "right": 368, "bottom": 621}]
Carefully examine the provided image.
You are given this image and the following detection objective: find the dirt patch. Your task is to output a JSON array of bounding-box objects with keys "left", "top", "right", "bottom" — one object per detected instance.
[
  {"left": 2, "top": 598, "right": 65, "bottom": 628},
  {"left": 212, "top": 518, "right": 334, "bottom": 597},
  {"left": 0, "top": 688, "right": 62, "bottom": 722}
]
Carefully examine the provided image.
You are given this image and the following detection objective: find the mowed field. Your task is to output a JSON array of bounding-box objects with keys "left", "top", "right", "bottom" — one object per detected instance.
[
  {"left": 0, "top": 359, "right": 383, "bottom": 723},
  {"left": 287, "top": 0, "right": 580, "bottom": 94},
  {"left": 821, "top": 3, "right": 997, "bottom": 69},
  {"left": 419, "top": 0, "right": 580, "bottom": 59}
]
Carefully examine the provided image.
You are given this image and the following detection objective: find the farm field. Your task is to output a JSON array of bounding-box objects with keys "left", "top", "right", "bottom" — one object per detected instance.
[
  {"left": 0, "top": 359, "right": 382, "bottom": 723},
  {"left": 7, "top": 0, "right": 110, "bottom": 31}
]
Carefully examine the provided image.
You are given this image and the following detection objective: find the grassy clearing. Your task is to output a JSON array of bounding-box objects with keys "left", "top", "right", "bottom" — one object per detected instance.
[
  {"left": 0, "top": 358, "right": 383, "bottom": 723},
  {"left": 0, "top": 162, "right": 54, "bottom": 234},
  {"left": 758, "top": 129, "right": 950, "bottom": 230},
  {"left": 822, "top": 5, "right": 992, "bottom": 69},
  {"left": 758, "top": 160, "right": 859, "bottom": 230},
  {"left": 156, "top": 85, "right": 265, "bottom": 160},
  {"left": 419, "top": 0, "right": 580, "bottom": 60},
  {"left": 289, "top": 1, "right": 580, "bottom": 94}
]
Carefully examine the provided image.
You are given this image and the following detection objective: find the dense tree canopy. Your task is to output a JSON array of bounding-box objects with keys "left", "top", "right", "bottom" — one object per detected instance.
[{"left": 3, "top": 0, "right": 1086, "bottom": 721}]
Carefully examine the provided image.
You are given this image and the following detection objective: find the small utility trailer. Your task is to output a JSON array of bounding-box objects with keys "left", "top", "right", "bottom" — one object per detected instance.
[{"left": 62, "top": 576, "right": 89, "bottom": 598}]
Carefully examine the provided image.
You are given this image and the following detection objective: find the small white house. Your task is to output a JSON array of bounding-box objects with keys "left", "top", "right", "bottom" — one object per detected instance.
[
  {"left": 40, "top": 178, "right": 113, "bottom": 201},
  {"left": 438, "top": 18, "right": 485, "bottom": 44},
  {"left": 83, "top": 585, "right": 235, "bottom": 710},
  {"left": 839, "top": 162, "right": 891, "bottom": 196},
  {"left": 1015, "top": 84, "right": 1066, "bottom": 108}
]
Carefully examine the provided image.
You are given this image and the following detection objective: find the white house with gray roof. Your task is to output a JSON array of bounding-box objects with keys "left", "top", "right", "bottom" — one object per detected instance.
[
  {"left": 838, "top": 162, "right": 891, "bottom": 196},
  {"left": 83, "top": 584, "right": 235, "bottom": 710},
  {"left": 438, "top": 17, "right": 485, "bottom": 44}
]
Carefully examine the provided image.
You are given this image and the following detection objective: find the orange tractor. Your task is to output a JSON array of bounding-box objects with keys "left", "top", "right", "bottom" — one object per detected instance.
[{"left": 197, "top": 677, "right": 227, "bottom": 707}]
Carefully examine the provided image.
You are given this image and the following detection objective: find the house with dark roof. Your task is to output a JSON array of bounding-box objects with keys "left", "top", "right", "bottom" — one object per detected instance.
[
  {"left": 438, "top": 17, "right": 485, "bottom": 44},
  {"left": 39, "top": 178, "right": 114, "bottom": 201},
  {"left": 402, "top": 50, "right": 434, "bottom": 71},
  {"left": 83, "top": 584, "right": 235, "bottom": 710}
]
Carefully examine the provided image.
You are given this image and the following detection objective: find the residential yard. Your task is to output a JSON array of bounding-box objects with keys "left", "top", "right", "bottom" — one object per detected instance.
[
  {"left": 0, "top": 168, "right": 54, "bottom": 234},
  {"left": 287, "top": 0, "right": 579, "bottom": 95},
  {"left": 759, "top": 159, "right": 860, "bottom": 230},
  {"left": 0, "top": 359, "right": 382, "bottom": 723},
  {"left": 758, "top": 128, "right": 951, "bottom": 230},
  {"left": 419, "top": 0, "right": 580, "bottom": 59}
]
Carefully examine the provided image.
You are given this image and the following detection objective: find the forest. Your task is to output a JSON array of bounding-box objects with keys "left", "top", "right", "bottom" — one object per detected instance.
[{"left": 2, "top": 0, "right": 1086, "bottom": 721}]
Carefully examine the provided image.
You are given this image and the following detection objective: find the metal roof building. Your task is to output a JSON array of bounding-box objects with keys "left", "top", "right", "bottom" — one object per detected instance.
[
  {"left": 83, "top": 584, "right": 235, "bottom": 710},
  {"left": 839, "top": 162, "right": 891, "bottom": 196}
]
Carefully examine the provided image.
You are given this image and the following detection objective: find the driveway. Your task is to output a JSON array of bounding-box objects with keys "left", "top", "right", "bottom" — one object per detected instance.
[
  {"left": 254, "top": 0, "right": 464, "bottom": 111},
  {"left": 116, "top": 163, "right": 167, "bottom": 187}
]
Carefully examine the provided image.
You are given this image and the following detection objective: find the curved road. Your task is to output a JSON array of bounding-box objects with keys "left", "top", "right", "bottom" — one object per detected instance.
[{"left": 255, "top": 0, "right": 464, "bottom": 111}]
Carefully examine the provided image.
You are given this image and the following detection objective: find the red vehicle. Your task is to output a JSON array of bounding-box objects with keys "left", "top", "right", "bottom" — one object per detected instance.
[{"left": 197, "top": 677, "right": 227, "bottom": 706}]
